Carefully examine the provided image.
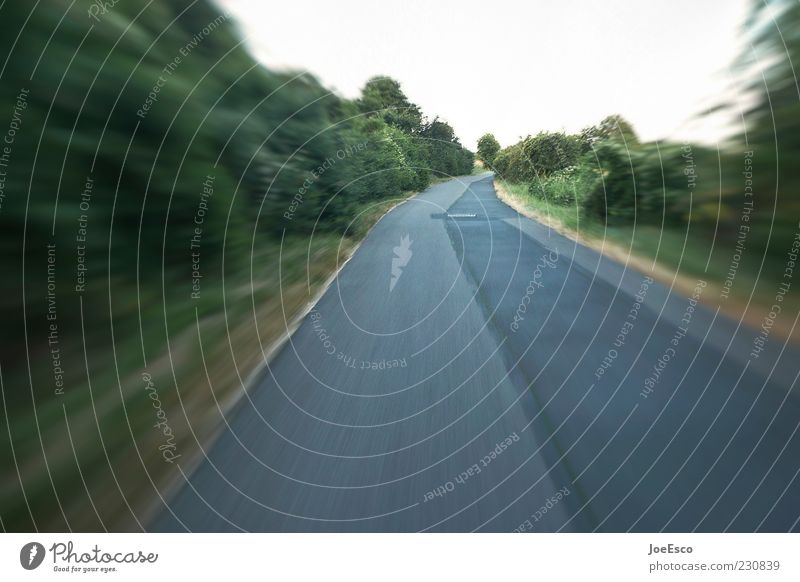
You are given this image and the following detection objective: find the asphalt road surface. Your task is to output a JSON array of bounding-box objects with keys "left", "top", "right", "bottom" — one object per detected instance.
[{"left": 154, "top": 174, "right": 800, "bottom": 532}]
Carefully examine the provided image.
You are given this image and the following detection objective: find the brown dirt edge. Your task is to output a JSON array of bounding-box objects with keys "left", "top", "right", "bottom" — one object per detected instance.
[{"left": 493, "top": 178, "right": 799, "bottom": 345}]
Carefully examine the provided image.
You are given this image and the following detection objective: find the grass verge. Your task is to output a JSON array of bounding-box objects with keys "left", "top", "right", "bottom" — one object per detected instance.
[{"left": 493, "top": 178, "right": 799, "bottom": 343}]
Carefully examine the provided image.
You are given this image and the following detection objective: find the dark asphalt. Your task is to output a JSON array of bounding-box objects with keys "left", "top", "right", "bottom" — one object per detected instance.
[{"left": 153, "top": 174, "right": 800, "bottom": 532}]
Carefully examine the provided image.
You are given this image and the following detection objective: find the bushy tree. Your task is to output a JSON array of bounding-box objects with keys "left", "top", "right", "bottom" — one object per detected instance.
[
  {"left": 581, "top": 141, "right": 691, "bottom": 224},
  {"left": 581, "top": 141, "right": 638, "bottom": 222},
  {"left": 477, "top": 133, "right": 501, "bottom": 166},
  {"left": 492, "top": 131, "right": 581, "bottom": 182},
  {"left": 420, "top": 117, "right": 474, "bottom": 176},
  {"left": 358, "top": 76, "right": 423, "bottom": 134},
  {"left": 522, "top": 131, "right": 582, "bottom": 177},
  {"left": 493, "top": 142, "right": 533, "bottom": 182}
]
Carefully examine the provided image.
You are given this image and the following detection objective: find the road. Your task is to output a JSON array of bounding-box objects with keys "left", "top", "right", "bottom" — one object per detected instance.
[{"left": 153, "top": 174, "right": 800, "bottom": 532}]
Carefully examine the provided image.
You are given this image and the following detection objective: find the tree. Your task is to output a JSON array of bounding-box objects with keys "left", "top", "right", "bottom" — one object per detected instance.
[
  {"left": 522, "top": 132, "right": 581, "bottom": 177},
  {"left": 419, "top": 117, "right": 473, "bottom": 176},
  {"left": 598, "top": 115, "right": 638, "bottom": 144},
  {"left": 493, "top": 141, "right": 533, "bottom": 182},
  {"left": 358, "top": 76, "right": 423, "bottom": 134},
  {"left": 477, "top": 133, "right": 501, "bottom": 166},
  {"left": 581, "top": 115, "right": 639, "bottom": 152}
]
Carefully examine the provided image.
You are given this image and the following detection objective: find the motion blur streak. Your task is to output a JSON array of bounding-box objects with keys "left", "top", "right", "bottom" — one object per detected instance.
[{"left": 1, "top": 0, "right": 800, "bottom": 533}]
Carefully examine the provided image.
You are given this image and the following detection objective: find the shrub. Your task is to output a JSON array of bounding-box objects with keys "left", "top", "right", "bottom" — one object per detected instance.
[
  {"left": 581, "top": 141, "right": 639, "bottom": 222},
  {"left": 522, "top": 132, "right": 582, "bottom": 177},
  {"left": 530, "top": 165, "right": 597, "bottom": 206},
  {"left": 493, "top": 142, "right": 533, "bottom": 182},
  {"left": 581, "top": 141, "right": 694, "bottom": 224},
  {"left": 477, "top": 133, "right": 501, "bottom": 166}
]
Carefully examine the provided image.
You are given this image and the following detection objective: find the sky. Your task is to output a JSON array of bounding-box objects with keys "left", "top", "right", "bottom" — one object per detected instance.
[{"left": 217, "top": 0, "right": 751, "bottom": 150}]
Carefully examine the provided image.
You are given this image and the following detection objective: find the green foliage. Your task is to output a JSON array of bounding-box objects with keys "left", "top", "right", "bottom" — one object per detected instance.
[
  {"left": 581, "top": 141, "right": 645, "bottom": 222},
  {"left": 522, "top": 132, "right": 582, "bottom": 177},
  {"left": 555, "top": 141, "right": 701, "bottom": 224},
  {"left": 493, "top": 142, "right": 532, "bottom": 182},
  {"left": 356, "top": 79, "right": 473, "bottom": 178},
  {"left": 580, "top": 115, "right": 639, "bottom": 152},
  {"left": 477, "top": 133, "right": 501, "bottom": 166},
  {"left": 358, "top": 75, "right": 423, "bottom": 134},
  {"left": 0, "top": 0, "right": 473, "bottom": 530},
  {"left": 493, "top": 113, "right": 695, "bottom": 225},
  {"left": 491, "top": 115, "right": 708, "bottom": 230},
  {"left": 529, "top": 165, "right": 596, "bottom": 206},
  {"left": 419, "top": 117, "right": 474, "bottom": 177},
  {"left": 492, "top": 131, "right": 580, "bottom": 182}
]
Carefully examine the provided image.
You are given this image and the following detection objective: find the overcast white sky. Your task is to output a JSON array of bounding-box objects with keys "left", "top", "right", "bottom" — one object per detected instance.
[{"left": 218, "top": 0, "right": 750, "bottom": 150}]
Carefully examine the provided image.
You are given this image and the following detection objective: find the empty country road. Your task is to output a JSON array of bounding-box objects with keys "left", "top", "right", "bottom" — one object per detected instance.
[{"left": 153, "top": 174, "right": 800, "bottom": 532}]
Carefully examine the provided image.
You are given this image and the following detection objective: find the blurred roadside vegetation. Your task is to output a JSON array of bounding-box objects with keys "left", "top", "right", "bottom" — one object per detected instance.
[
  {"left": 0, "top": 0, "right": 472, "bottom": 530},
  {"left": 482, "top": 0, "right": 800, "bottom": 315}
]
